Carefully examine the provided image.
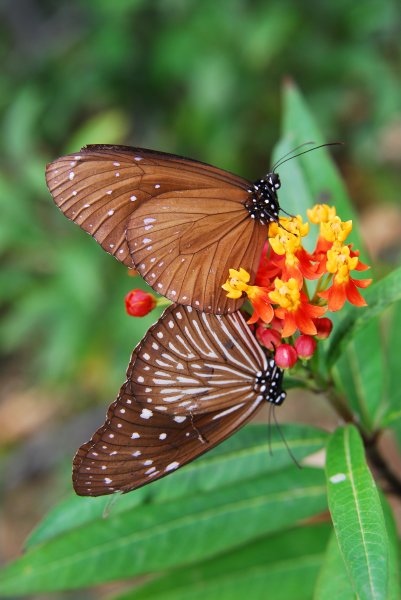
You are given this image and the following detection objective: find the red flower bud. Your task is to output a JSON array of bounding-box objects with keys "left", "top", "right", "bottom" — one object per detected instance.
[
  {"left": 314, "top": 317, "right": 333, "bottom": 340},
  {"left": 274, "top": 343, "right": 298, "bottom": 369},
  {"left": 125, "top": 289, "right": 156, "bottom": 317},
  {"left": 294, "top": 335, "right": 317, "bottom": 359},
  {"left": 256, "top": 325, "right": 282, "bottom": 350}
]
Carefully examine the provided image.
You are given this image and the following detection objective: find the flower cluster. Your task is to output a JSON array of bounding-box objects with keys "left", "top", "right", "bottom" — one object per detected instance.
[{"left": 222, "top": 204, "right": 371, "bottom": 368}]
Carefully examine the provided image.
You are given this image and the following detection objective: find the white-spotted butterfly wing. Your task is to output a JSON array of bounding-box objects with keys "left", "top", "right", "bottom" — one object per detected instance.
[
  {"left": 72, "top": 305, "right": 286, "bottom": 496},
  {"left": 45, "top": 145, "right": 277, "bottom": 314}
]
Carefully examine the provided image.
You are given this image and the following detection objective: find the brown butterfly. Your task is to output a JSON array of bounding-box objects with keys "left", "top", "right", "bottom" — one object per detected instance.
[
  {"left": 73, "top": 304, "right": 286, "bottom": 496},
  {"left": 46, "top": 145, "right": 281, "bottom": 314}
]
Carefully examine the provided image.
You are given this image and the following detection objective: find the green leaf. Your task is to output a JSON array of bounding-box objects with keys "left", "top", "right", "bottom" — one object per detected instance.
[
  {"left": 325, "top": 426, "right": 389, "bottom": 600},
  {"left": 27, "top": 424, "right": 328, "bottom": 547},
  {"left": 314, "top": 531, "right": 356, "bottom": 600},
  {"left": 115, "top": 523, "right": 331, "bottom": 600},
  {"left": 331, "top": 318, "right": 385, "bottom": 432},
  {"left": 0, "top": 466, "right": 327, "bottom": 595},
  {"left": 379, "top": 492, "right": 401, "bottom": 600},
  {"left": 327, "top": 266, "right": 401, "bottom": 368},
  {"left": 380, "top": 299, "right": 401, "bottom": 431},
  {"left": 280, "top": 82, "right": 364, "bottom": 251}
]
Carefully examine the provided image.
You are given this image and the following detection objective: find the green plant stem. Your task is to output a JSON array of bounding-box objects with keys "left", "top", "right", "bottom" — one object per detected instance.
[
  {"left": 325, "top": 384, "right": 356, "bottom": 424},
  {"left": 364, "top": 434, "right": 401, "bottom": 497}
]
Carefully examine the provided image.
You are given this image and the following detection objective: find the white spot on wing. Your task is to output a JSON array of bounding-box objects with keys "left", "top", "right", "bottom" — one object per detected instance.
[
  {"left": 140, "top": 408, "right": 153, "bottom": 419},
  {"left": 165, "top": 461, "right": 179, "bottom": 472}
]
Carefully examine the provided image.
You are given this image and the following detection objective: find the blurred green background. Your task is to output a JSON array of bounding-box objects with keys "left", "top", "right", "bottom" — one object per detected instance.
[{"left": 1, "top": 0, "right": 400, "bottom": 574}]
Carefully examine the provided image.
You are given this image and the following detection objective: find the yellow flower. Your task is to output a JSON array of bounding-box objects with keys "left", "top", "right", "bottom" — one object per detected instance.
[
  {"left": 268, "top": 215, "right": 308, "bottom": 256},
  {"left": 222, "top": 268, "right": 275, "bottom": 324},
  {"left": 268, "top": 278, "right": 301, "bottom": 312},
  {"left": 326, "top": 244, "right": 359, "bottom": 283},
  {"left": 221, "top": 267, "right": 251, "bottom": 298},
  {"left": 307, "top": 204, "right": 336, "bottom": 224},
  {"left": 320, "top": 216, "right": 352, "bottom": 244}
]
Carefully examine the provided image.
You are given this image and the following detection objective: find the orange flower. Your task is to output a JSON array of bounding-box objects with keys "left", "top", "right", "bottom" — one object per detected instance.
[
  {"left": 319, "top": 277, "right": 371, "bottom": 311},
  {"left": 268, "top": 216, "right": 318, "bottom": 284},
  {"left": 222, "top": 268, "right": 274, "bottom": 324},
  {"left": 319, "top": 244, "right": 372, "bottom": 311},
  {"left": 223, "top": 203, "right": 371, "bottom": 362},
  {"left": 246, "top": 287, "right": 274, "bottom": 324},
  {"left": 269, "top": 278, "right": 326, "bottom": 337}
]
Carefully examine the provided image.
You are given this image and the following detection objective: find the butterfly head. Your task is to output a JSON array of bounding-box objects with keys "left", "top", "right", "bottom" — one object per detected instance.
[
  {"left": 254, "top": 359, "right": 287, "bottom": 406},
  {"left": 246, "top": 173, "right": 281, "bottom": 226}
]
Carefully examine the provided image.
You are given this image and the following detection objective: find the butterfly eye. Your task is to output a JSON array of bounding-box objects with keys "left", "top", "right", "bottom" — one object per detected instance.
[
  {"left": 72, "top": 305, "right": 286, "bottom": 496},
  {"left": 46, "top": 145, "right": 281, "bottom": 314}
]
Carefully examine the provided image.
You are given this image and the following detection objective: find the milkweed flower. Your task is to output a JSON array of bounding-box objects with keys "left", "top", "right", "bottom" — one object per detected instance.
[
  {"left": 125, "top": 289, "right": 157, "bottom": 317},
  {"left": 223, "top": 203, "right": 372, "bottom": 367},
  {"left": 269, "top": 277, "right": 326, "bottom": 337},
  {"left": 222, "top": 268, "right": 274, "bottom": 324},
  {"left": 275, "top": 343, "right": 298, "bottom": 369},
  {"left": 314, "top": 317, "right": 333, "bottom": 340},
  {"left": 319, "top": 243, "right": 371, "bottom": 311},
  {"left": 295, "top": 335, "right": 317, "bottom": 360}
]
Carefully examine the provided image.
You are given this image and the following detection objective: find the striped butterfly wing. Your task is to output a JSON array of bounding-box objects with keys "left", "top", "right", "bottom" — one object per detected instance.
[
  {"left": 45, "top": 145, "right": 269, "bottom": 313},
  {"left": 128, "top": 304, "right": 277, "bottom": 415},
  {"left": 73, "top": 305, "right": 286, "bottom": 496},
  {"left": 73, "top": 382, "right": 263, "bottom": 496}
]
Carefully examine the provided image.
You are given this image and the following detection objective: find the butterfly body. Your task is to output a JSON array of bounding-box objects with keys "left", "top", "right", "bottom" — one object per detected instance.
[
  {"left": 245, "top": 174, "right": 281, "bottom": 224},
  {"left": 46, "top": 145, "right": 281, "bottom": 314},
  {"left": 72, "top": 305, "right": 286, "bottom": 496}
]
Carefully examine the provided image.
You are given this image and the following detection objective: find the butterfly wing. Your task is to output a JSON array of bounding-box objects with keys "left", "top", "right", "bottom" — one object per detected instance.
[
  {"left": 126, "top": 189, "right": 266, "bottom": 313},
  {"left": 46, "top": 145, "right": 267, "bottom": 313},
  {"left": 128, "top": 304, "right": 267, "bottom": 415},
  {"left": 73, "top": 305, "right": 286, "bottom": 496},
  {"left": 45, "top": 145, "right": 251, "bottom": 266},
  {"left": 72, "top": 381, "right": 263, "bottom": 496}
]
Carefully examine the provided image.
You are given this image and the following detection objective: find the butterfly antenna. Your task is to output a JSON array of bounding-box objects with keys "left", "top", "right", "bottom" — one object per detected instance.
[
  {"left": 267, "top": 403, "right": 274, "bottom": 456},
  {"left": 271, "top": 142, "right": 315, "bottom": 172},
  {"left": 279, "top": 208, "right": 297, "bottom": 222},
  {"left": 270, "top": 405, "right": 302, "bottom": 469},
  {"left": 273, "top": 141, "right": 343, "bottom": 172}
]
